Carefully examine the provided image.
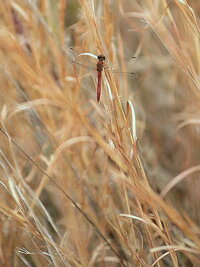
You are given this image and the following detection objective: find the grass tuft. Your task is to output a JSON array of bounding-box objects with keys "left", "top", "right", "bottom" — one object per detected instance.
[{"left": 0, "top": 0, "right": 200, "bottom": 266}]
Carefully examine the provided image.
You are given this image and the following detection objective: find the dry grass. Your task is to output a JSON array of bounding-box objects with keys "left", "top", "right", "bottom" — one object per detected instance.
[{"left": 0, "top": 0, "right": 200, "bottom": 266}]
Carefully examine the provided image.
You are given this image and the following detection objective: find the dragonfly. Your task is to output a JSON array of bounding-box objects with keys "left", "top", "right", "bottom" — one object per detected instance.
[
  {"left": 96, "top": 54, "right": 105, "bottom": 102},
  {"left": 69, "top": 48, "right": 136, "bottom": 102}
]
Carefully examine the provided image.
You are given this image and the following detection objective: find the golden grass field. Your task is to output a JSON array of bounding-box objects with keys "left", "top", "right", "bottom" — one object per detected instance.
[{"left": 0, "top": 0, "right": 200, "bottom": 266}]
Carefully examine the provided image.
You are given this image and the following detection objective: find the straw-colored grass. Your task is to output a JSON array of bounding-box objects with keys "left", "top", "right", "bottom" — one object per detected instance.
[{"left": 0, "top": 0, "right": 200, "bottom": 266}]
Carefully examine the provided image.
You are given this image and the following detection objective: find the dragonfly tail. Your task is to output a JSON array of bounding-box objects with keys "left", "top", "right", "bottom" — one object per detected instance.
[{"left": 97, "top": 71, "right": 102, "bottom": 102}]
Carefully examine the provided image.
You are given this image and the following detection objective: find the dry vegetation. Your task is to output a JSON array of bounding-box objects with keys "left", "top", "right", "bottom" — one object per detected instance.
[{"left": 0, "top": 0, "right": 200, "bottom": 266}]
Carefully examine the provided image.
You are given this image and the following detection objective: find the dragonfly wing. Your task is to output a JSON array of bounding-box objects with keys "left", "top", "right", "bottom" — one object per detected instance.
[
  {"left": 110, "top": 71, "right": 136, "bottom": 80},
  {"left": 105, "top": 56, "right": 136, "bottom": 70},
  {"left": 105, "top": 56, "right": 136, "bottom": 80},
  {"left": 71, "top": 61, "right": 97, "bottom": 78},
  {"left": 67, "top": 48, "right": 97, "bottom": 68}
]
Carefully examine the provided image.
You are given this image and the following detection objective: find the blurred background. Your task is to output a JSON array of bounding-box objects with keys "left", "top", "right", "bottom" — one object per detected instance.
[{"left": 0, "top": 0, "right": 200, "bottom": 266}]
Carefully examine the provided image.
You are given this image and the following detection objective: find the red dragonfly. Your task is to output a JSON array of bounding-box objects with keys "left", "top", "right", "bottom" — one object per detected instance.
[
  {"left": 69, "top": 48, "right": 135, "bottom": 102},
  {"left": 96, "top": 54, "right": 105, "bottom": 102}
]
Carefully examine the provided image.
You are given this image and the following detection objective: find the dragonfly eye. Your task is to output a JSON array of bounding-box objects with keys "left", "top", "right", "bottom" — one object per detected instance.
[{"left": 98, "top": 55, "right": 105, "bottom": 61}]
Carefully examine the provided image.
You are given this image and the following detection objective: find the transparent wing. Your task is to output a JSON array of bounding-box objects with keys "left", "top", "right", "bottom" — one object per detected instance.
[
  {"left": 67, "top": 47, "right": 97, "bottom": 68},
  {"left": 110, "top": 70, "right": 136, "bottom": 80},
  {"left": 71, "top": 60, "right": 98, "bottom": 78},
  {"left": 106, "top": 56, "right": 136, "bottom": 69},
  {"left": 105, "top": 56, "right": 136, "bottom": 80},
  {"left": 71, "top": 61, "right": 137, "bottom": 81},
  {"left": 67, "top": 47, "right": 137, "bottom": 83},
  {"left": 71, "top": 59, "right": 136, "bottom": 80}
]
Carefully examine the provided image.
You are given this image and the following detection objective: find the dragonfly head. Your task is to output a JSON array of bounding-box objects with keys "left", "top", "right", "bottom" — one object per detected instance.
[{"left": 97, "top": 55, "right": 105, "bottom": 61}]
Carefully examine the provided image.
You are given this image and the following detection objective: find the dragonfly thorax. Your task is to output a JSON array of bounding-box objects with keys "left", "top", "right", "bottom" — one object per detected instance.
[{"left": 97, "top": 55, "right": 105, "bottom": 61}]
